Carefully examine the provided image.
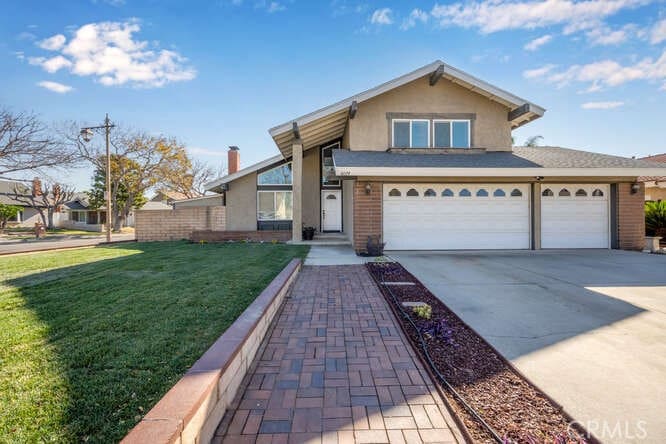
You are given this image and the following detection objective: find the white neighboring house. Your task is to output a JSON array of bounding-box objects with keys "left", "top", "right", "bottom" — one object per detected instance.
[{"left": 62, "top": 194, "right": 109, "bottom": 232}]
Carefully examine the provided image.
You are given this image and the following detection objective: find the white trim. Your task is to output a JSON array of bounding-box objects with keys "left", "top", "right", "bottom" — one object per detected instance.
[
  {"left": 334, "top": 166, "right": 666, "bottom": 178},
  {"left": 204, "top": 154, "right": 284, "bottom": 191},
  {"left": 268, "top": 60, "right": 545, "bottom": 138}
]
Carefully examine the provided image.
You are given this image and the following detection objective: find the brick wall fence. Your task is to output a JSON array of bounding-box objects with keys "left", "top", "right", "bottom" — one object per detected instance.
[
  {"left": 353, "top": 181, "right": 382, "bottom": 254},
  {"left": 135, "top": 207, "right": 226, "bottom": 241},
  {"left": 617, "top": 182, "right": 645, "bottom": 251}
]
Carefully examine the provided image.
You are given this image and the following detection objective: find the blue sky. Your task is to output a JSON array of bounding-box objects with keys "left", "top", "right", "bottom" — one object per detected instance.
[{"left": 2, "top": 0, "right": 666, "bottom": 190}]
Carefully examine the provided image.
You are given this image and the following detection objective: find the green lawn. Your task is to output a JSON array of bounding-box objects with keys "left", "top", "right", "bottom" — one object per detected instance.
[{"left": 0, "top": 241, "right": 308, "bottom": 443}]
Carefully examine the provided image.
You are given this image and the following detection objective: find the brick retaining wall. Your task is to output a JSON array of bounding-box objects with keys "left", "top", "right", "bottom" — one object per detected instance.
[{"left": 135, "top": 207, "right": 225, "bottom": 241}]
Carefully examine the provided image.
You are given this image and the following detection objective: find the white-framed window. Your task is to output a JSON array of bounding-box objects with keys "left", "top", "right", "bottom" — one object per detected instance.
[
  {"left": 257, "top": 163, "right": 293, "bottom": 186},
  {"left": 257, "top": 191, "right": 293, "bottom": 221},
  {"left": 321, "top": 142, "right": 340, "bottom": 187},
  {"left": 392, "top": 119, "right": 430, "bottom": 148},
  {"left": 433, "top": 119, "right": 470, "bottom": 148}
]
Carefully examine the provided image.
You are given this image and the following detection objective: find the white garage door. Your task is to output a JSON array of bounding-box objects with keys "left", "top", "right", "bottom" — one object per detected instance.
[
  {"left": 541, "top": 184, "right": 609, "bottom": 249},
  {"left": 383, "top": 184, "right": 530, "bottom": 250}
]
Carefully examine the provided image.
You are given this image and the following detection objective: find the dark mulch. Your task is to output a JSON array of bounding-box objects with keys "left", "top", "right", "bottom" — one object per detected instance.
[{"left": 366, "top": 262, "right": 591, "bottom": 444}]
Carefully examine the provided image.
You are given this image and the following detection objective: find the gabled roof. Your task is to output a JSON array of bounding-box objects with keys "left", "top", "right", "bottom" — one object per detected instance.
[
  {"left": 204, "top": 154, "right": 284, "bottom": 192},
  {"left": 268, "top": 60, "right": 545, "bottom": 157},
  {"left": 332, "top": 147, "right": 666, "bottom": 178},
  {"left": 0, "top": 179, "right": 31, "bottom": 206}
]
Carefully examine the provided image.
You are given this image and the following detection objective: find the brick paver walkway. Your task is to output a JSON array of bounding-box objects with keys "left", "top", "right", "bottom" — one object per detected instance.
[{"left": 215, "top": 265, "right": 461, "bottom": 444}]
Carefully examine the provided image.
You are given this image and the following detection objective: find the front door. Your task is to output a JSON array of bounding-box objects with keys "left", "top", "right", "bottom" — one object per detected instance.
[{"left": 321, "top": 190, "right": 342, "bottom": 232}]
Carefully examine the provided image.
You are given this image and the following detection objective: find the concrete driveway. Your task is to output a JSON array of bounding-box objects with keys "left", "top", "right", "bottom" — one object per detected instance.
[{"left": 391, "top": 250, "right": 666, "bottom": 443}]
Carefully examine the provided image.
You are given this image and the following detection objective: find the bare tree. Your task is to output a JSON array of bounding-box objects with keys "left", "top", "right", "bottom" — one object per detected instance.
[
  {"left": 1, "top": 108, "right": 77, "bottom": 175},
  {"left": 163, "top": 159, "right": 217, "bottom": 199},
  {"left": 12, "top": 179, "right": 75, "bottom": 229},
  {"left": 66, "top": 123, "right": 191, "bottom": 230}
]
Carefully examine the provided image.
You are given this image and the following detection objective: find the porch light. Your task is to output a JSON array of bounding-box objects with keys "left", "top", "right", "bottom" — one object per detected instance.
[
  {"left": 365, "top": 183, "right": 372, "bottom": 195},
  {"left": 631, "top": 182, "right": 640, "bottom": 194}
]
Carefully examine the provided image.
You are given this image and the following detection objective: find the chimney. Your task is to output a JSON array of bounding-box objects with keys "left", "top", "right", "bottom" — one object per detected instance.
[
  {"left": 32, "top": 177, "right": 42, "bottom": 196},
  {"left": 228, "top": 146, "right": 240, "bottom": 175}
]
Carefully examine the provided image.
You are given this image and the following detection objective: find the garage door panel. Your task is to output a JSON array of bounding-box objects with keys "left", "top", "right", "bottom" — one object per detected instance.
[
  {"left": 383, "top": 184, "right": 530, "bottom": 250},
  {"left": 541, "top": 184, "right": 609, "bottom": 249}
]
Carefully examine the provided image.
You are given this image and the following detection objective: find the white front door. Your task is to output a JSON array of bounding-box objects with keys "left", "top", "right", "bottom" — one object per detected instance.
[
  {"left": 383, "top": 184, "right": 531, "bottom": 250},
  {"left": 541, "top": 184, "right": 609, "bottom": 248},
  {"left": 322, "top": 190, "right": 342, "bottom": 232}
]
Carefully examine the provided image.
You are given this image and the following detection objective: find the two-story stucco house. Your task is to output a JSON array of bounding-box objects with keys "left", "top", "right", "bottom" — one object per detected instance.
[{"left": 204, "top": 61, "right": 666, "bottom": 253}]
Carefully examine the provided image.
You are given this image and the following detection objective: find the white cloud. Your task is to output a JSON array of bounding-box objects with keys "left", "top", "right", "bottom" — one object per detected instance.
[
  {"left": 586, "top": 24, "right": 634, "bottom": 45},
  {"left": 651, "top": 18, "right": 666, "bottom": 44},
  {"left": 527, "top": 50, "right": 666, "bottom": 90},
  {"left": 401, "top": 9, "right": 429, "bottom": 30},
  {"left": 28, "top": 20, "right": 196, "bottom": 88},
  {"left": 430, "top": 0, "right": 650, "bottom": 34},
  {"left": 581, "top": 101, "right": 624, "bottom": 109},
  {"left": 370, "top": 8, "right": 393, "bottom": 25},
  {"left": 524, "top": 34, "right": 552, "bottom": 51},
  {"left": 523, "top": 64, "right": 557, "bottom": 79},
  {"left": 266, "top": 1, "right": 285, "bottom": 12},
  {"left": 42, "top": 55, "right": 73, "bottom": 73},
  {"left": 37, "top": 81, "right": 73, "bottom": 94},
  {"left": 38, "top": 34, "right": 66, "bottom": 51}
]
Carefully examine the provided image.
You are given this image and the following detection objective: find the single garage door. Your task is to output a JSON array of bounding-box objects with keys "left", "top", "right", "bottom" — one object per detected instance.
[
  {"left": 541, "top": 184, "right": 609, "bottom": 248},
  {"left": 383, "top": 184, "right": 530, "bottom": 250}
]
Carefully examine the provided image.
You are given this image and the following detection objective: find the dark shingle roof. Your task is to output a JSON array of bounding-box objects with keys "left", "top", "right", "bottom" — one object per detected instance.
[{"left": 332, "top": 147, "right": 666, "bottom": 170}]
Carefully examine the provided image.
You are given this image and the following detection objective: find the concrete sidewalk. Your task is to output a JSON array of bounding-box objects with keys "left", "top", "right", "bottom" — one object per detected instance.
[
  {"left": 215, "top": 265, "right": 462, "bottom": 444},
  {"left": 0, "top": 233, "right": 136, "bottom": 255}
]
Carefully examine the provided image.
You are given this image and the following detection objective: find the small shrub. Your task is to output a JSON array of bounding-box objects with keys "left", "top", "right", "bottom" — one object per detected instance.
[
  {"left": 645, "top": 201, "right": 666, "bottom": 237},
  {"left": 421, "top": 319, "right": 453, "bottom": 342},
  {"left": 412, "top": 304, "right": 431, "bottom": 320}
]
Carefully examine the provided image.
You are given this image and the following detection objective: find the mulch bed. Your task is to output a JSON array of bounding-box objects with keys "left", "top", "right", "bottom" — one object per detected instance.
[{"left": 366, "top": 262, "right": 593, "bottom": 444}]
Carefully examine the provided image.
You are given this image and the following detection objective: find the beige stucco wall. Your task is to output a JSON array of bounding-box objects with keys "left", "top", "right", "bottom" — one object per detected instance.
[
  {"left": 645, "top": 185, "right": 666, "bottom": 201},
  {"left": 347, "top": 75, "right": 512, "bottom": 151},
  {"left": 302, "top": 148, "right": 320, "bottom": 229},
  {"left": 225, "top": 172, "right": 257, "bottom": 231}
]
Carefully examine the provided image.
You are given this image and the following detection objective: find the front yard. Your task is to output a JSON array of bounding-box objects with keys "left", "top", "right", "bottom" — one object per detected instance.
[{"left": 0, "top": 241, "right": 308, "bottom": 443}]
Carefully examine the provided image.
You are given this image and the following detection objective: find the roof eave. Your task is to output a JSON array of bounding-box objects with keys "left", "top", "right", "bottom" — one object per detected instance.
[
  {"left": 204, "top": 154, "right": 285, "bottom": 192},
  {"left": 334, "top": 166, "right": 666, "bottom": 178}
]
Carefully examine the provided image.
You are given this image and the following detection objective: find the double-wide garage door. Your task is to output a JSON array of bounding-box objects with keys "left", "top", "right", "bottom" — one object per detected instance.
[
  {"left": 383, "top": 184, "right": 530, "bottom": 250},
  {"left": 382, "top": 183, "right": 610, "bottom": 250}
]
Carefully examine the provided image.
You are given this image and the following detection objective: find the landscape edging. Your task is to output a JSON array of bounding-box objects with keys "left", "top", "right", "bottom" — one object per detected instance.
[{"left": 121, "top": 258, "right": 302, "bottom": 444}]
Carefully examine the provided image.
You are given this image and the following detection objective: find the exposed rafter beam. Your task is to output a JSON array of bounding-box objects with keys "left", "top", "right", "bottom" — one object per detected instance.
[
  {"left": 349, "top": 101, "right": 358, "bottom": 119},
  {"left": 429, "top": 64, "right": 445, "bottom": 86},
  {"left": 292, "top": 121, "right": 301, "bottom": 140},
  {"left": 508, "top": 103, "right": 531, "bottom": 122}
]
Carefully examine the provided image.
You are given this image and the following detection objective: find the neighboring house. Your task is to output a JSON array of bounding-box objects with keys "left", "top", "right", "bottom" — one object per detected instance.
[
  {"left": 151, "top": 190, "right": 189, "bottom": 206},
  {"left": 204, "top": 60, "right": 666, "bottom": 252},
  {"left": 639, "top": 154, "right": 666, "bottom": 201},
  {"left": 62, "top": 193, "right": 108, "bottom": 232},
  {"left": 0, "top": 179, "right": 43, "bottom": 227},
  {"left": 141, "top": 201, "right": 173, "bottom": 210}
]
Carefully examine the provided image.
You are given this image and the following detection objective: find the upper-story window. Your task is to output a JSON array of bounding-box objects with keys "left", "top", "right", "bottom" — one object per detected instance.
[
  {"left": 392, "top": 118, "right": 470, "bottom": 149},
  {"left": 393, "top": 120, "right": 430, "bottom": 148},
  {"left": 321, "top": 142, "right": 340, "bottom": 187},
  {"left": 258, "top": 163, "right": 292, "bottom": 185},
  {"left": 434, "top": 120, "right": 470, "bottom": 148}
]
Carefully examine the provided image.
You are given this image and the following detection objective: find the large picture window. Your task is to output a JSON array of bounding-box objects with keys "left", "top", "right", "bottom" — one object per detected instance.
[
  {"left": 257, "top": 191, "right": 293, "bottom": 220},
  {"left": 257, "top": 163, "right": 292, "bottom": 185}
]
